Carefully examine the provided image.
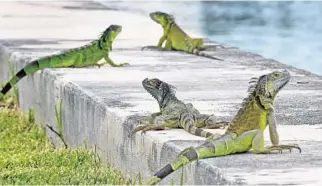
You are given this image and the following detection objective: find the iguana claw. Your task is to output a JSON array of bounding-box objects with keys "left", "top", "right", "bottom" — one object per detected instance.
[
  {"left": 132, "top": 124, "right": 165, "bottom": 135},
  {"left": 131, "top": 124, "right": 148, "bottom": 134},
  {"left": 268, "top": 144, "right": 302, "bottom": 153},
  {"left": 142, "top": 46, "right": 171, "bottom": 51},
  {"left": 119, "top": 62, "right": 130, "bottom": 67},
  {"left": 141, "top": 46, "right": 160, "bottom": 51}
]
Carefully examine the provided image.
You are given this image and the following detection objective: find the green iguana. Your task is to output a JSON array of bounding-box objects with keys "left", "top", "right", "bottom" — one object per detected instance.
[
  {"left": 132, "top": 78, "right": 229, "bottom": 138},
  {"left": 0, "top": 25, "right": 128, "bottom": 99},
  {"left": 142, "top": 11, "right": 223, "bottom": 61},
  {"left": 144, "top": 70, "right": 301, "bottom": 185}
]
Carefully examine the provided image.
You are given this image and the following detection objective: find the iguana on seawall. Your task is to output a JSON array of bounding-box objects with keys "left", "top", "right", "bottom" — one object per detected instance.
[
  {"left": 142, "top": 11, "right": 223, "bottom": 61},
  {"left": 144, "top": 70, "right": 301, "bottom": 185},
  {"left": 0, "top": 25, "right": 128, "bottom": 99},
  {"left": 132, "top": 78, "right": 229, "bottom": 138}
]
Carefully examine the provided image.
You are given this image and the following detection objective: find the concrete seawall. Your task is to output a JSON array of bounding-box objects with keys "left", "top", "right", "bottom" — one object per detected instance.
[{"left": 1, "top": 1, "right": 322, "bottom": 185}]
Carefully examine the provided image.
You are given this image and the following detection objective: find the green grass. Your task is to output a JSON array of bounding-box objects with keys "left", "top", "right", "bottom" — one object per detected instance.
[
  {"left": 0, "top": 107, "right": 134, "bottom": 185},
  {"left": 52, "top": 98, "right": 67, "bottom": 148},
  {"left": 0, "top": 57, "right": 19, "bottom": 108},
  {"left": 7, "top": 57, "right": 20, "bottom": 106},
  {"left": 55, "top": 98, "right": 64, "bottom": 141}
]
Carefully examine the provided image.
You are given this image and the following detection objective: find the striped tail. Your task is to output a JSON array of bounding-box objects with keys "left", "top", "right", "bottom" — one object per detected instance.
[
  {"left": 179, "top": 112, "right": 214, "bottom": 138},
  {"left": 146, "top": 140, "right": 218, "bottom": 185},
  {"left": 146, "top": 147, "right": 200, "bottom": 185},
  {"left": 191, "top": 48, "right": 223, "bottom": 61},
  {"left": 0, "top": 60, "right": 43, "bottom": 96}
]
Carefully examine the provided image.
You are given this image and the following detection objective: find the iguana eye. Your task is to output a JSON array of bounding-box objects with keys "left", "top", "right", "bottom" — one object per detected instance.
[
  {"left": 273, "top": 73, "right": 280, "bottom": 78},
  {"left": 149, "top": 79, "right": 156, "bottom": 85},
  {"left": 149, "top": 79, "right": 161, "bottom": 87}
]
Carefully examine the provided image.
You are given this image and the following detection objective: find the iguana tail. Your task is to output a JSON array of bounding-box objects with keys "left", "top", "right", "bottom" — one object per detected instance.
[
  {"left": 145, "top": 134, "right": 234, "bottom": 185},
  {"left": 179, "top": 112, "right": 214, "bottom": 138},
  {"left": 189, "top": 48, "right": 223, "bottom": 61},
  {"left": 0, "top": 56, "right": 73, "bottom": 96},
  {"left": 0, "top": 60, "right": 44, "bottom": 96}
]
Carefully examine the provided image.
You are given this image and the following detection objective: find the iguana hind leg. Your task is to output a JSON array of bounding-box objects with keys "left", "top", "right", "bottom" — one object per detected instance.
[
  {"left": 194, "top": 114, "right": 226, "bottom": 141},
  {"left": 207, "top": 121, "right": 229, "bottom": 129},
  {"left": 138, "top": 112, "right": 162, "bottom": 125},
  {"left": 195, "top": 114, "right": 228, "bottom": 129},
  {"left": 191, "top": 38, "right": 204, "bottom": 50}
]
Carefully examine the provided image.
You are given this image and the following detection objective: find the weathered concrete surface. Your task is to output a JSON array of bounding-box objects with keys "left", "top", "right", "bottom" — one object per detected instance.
[{"left": 0, "top": 1, "right": 322, "bottom": 185}]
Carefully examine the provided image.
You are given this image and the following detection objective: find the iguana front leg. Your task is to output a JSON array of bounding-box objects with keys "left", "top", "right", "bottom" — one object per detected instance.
[
  {"left": 132, "top": 115, "right": 179, "bottom": 134},
  {"left": 133, "top": 123, "right": 166, "bottom": 134},
  {"left": 266, "top": 111, "right": 301, "bottom": 152},
  {"left": 142, "top": 29, "right": 170, "bottom": 51},
  {"left": 151, "top": 112, "right": 162, "bottom": 118},
  {"left": 141, "top": 34, "right": 167, "bottom": 51},
  {"left": 141, "top": 46, "right": 173, "bottom": 51},
  {"left": 157, "top": 34, "right": 167, "bottom": 47},
  {"left": 102, "top": 53, "right": 129, "bottom": 67},
  {"left": 250, "top": 129, "right": 301, "bottom": 154},
  {"left": 164, "top": 39, "right": 173, "bottom": 50},
  {"left": 141, "top": 39, "right": 173, "bottom": 51},
  {"left": 267, "top": 111, "right": 279, "bottom": 146},
  {"left": 139, "top": 112, "right": 162, "bottom": 125}
]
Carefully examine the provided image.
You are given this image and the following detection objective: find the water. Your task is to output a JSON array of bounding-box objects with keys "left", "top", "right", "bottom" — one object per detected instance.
[{"left": 98, "top": 1, "right": 322, "bottom": 75}]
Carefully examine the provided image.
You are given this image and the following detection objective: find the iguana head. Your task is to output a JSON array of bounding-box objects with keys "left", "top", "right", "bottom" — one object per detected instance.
[
  {"left": 142, "top": 78, "right": 177, "bottom": 107},
  {"left": 252, "top": 70, "right": 290, "bottom": 110},
  {"left": 98, "top": 25, "right": 122, "bottom": 50},
  {"left": 149, "top": 11, "right": 174, "bottom": 26}
]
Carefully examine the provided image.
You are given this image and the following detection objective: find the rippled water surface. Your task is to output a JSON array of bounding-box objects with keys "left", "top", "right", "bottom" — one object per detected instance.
[{"left": 98, "top": 1, "right": 322, "bottom": 75}]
